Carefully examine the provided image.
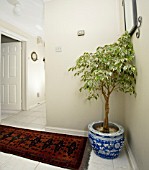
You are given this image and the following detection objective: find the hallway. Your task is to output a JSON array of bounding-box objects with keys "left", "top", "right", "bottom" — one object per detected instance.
[
  {"left": 0, "top": 104, "right": 132, "bottom": 170},
  {"left": 1, "top": 103, "right": 46, "bottom": 131}
]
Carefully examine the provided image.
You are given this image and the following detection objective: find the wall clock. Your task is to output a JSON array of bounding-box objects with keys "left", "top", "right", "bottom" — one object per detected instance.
[{"left": 31, "top": 52, "right": 38, "bottom": 61}]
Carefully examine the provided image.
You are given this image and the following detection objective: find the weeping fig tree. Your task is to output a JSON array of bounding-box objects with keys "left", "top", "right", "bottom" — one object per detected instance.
[{"left": 68, "top": 32, "right": 137, "bottom": 133}]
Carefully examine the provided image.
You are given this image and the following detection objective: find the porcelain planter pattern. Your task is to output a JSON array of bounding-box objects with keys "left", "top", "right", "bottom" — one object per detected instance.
[{"left": 88, "top": 121, "right": 124, "bottom": 159}]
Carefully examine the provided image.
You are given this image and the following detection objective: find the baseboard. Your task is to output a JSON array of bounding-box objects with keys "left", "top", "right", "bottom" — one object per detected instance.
[
  {"left": 125, "top": 140, "right": 139, "bottom": 170},
  {"left": 38, "top": 100, "right": 46, "bottom": 105},
  {"left": 28, "top": 104, "right": 39, "bottom": 110},
  {"left": 1, "top": 110, "right": 20, "bottom": 114},
  {"left": 28, "top": 100, "right": 46, "bottom": 110},
  {"left": 45, "top": 126, "right": 88, "bottom": 137}
]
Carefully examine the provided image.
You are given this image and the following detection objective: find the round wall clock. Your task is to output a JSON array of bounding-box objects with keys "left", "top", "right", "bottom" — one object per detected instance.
[{"left": 31, "top": 52, "right": 38, "bottom": 61}]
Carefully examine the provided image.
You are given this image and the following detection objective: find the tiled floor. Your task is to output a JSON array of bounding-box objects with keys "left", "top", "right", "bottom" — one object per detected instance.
[{"left": 0, "top": 104, "right": 132, "bottom": 170}]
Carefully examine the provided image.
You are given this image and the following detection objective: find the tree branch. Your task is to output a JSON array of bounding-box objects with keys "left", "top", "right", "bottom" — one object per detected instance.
[
  {"left": 101, "top": 84, "right": 107, "bottom": 100},
  {"left": 109, "top": 85, "right": 116, "bottom": 95}
]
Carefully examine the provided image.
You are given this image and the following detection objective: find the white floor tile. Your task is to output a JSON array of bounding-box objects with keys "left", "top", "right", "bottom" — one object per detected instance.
[
  {"left": 113, "top": 149, "right": 132, "bottom": 169},
  {"left": 35, "top": 163, "right": 69, "bottom": 170},
  {"left": 114, "top": 168, "right": 132, "bottom": 170},
  {"left": 0, "top": 152, "right": 12, "bottom": 165},
  {"left": 1, "top": 113, "right": 13, "bottom": 120},
  {"left": 87, "top": 149, "right": 132, "bottom": 170},
  {"left": 31, "top": 117, "right": 46, "bottom": 125},
  {"left": 0, "top": 155, "right": 39, "bottom": 170},
  {"left": 1, "top": 120, "right": 29, "bottom": 128},
  {"left": 88, "top": 163, "right": 114, "bottom": 170},
  {"left": 15, "top": 116, "right": 37, "bottom": 123},
  {"left": 89, "top": 150, "right": 113, "bottom": 167}
]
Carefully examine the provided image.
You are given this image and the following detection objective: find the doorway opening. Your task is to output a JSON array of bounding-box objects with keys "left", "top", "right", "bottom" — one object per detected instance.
[{"left": 0, "top": 32, "right": 27, "bottom": 121}]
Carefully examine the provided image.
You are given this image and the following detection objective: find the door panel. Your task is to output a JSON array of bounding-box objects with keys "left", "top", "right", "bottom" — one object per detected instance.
[
  {"left": 1, "top": 85, "right": 4, "bottom": 104},
  {"left": 1, "top": 42, "right": 21, "bottom": 110},
  {"left": 9, "top": 85, "right": 17, "bottom": 103}
]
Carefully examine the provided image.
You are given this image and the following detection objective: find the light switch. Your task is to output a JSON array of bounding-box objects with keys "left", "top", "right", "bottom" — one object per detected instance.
[{"left": 55, "top": 47, "right": 62, "bottom": 52}]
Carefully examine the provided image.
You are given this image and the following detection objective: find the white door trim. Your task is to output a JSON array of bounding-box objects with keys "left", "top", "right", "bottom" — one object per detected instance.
[
  {"left": 0, "top": 27, "right": 28, "bottom": 119},
  {"left": 21, "top": 41, "right": 28, "bottom": 110},
  {"left": 0, "top": 27, "right": 28, "bottom": 41}
]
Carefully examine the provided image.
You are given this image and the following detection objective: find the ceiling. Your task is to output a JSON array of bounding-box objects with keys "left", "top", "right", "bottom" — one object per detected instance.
[{"left": 0, "top": 0, "right": 46, "bottom": 37}]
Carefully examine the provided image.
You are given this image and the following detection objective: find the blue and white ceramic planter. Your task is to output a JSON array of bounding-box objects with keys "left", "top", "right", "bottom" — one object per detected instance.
[{"left": 88, "top": 121, "right": 124, "bottom": 159}]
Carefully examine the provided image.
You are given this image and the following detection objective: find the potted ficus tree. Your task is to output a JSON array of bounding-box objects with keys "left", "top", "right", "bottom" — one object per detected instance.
[{"left": 68, "top": 32, "right": 137, "bottom": 159}]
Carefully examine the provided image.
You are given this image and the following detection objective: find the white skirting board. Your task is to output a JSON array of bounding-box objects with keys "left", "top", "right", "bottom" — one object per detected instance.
[
  {"left": 125, "top": 140, "right": 139, "bottom": 170},
  {"left": 28, "top": 100, "right": 46, "bottom": 110},
  {"left": 1, "top": 110, "right": 20, "bottom": 114},
  {"left": 45, "top": 126, "right": 88, "bottom": 137}
]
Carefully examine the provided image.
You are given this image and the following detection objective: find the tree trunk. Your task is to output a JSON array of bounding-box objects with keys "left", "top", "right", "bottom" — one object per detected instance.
[{"left": 103, "top": 96, "right": 110, "bottom": 133}]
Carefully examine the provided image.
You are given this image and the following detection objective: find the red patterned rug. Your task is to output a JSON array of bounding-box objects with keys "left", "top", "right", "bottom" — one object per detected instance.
[{"left": 0, "top": 125, "right": 87, "bottom": 170}]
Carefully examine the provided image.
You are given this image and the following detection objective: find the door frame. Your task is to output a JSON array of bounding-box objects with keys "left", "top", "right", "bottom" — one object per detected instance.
[{"left": 0, "top": 27, "right": 28, "bottom": 120}]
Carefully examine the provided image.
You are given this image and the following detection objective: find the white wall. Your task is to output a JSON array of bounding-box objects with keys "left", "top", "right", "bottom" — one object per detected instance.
[
  {"left": 0, "top": 33, "right": 1, "bottom": 123},
  {"left": 27, "top": 40, "right": 45, "bottom": 109},
  {"left": 0, "top": 19, "right": 45, "bottom": 111},
  {"left": 124, "top": 0, "right": 149, "bottom": 170},
  {"left": 44, "top": 0, "right": 124, "bottom": 131}
]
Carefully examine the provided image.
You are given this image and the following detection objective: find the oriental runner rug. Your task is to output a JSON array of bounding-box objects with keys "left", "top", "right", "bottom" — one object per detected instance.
[{"left": 0, "top": 125, "right": 87, "bottom": 170}]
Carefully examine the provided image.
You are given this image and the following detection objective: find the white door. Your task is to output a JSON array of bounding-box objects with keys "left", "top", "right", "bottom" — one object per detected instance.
[{"left": 1, "top": 42, "right": 21, "bottom": 111}]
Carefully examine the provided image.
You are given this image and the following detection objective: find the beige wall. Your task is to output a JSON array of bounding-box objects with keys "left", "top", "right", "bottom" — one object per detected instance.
[
  {"left": 27, "top": 40, "right": 45, "bottom": 109},
  {"left": 44, "top": 0, "right": 124, "bottom": 131},
  {"left": 0, "top": 33, "right": 1, "bottom": 123},
  {"left": 0, "top": 19, "right": 45, "bottom": 111},
  {"left": 124, "top": 0, "right": 149, "bottom": 170}
]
